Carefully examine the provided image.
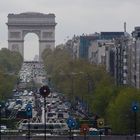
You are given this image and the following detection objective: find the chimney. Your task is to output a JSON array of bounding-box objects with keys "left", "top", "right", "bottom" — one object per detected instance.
[{"left": 124, "top": 22, "right": 126, "bottom": 33}]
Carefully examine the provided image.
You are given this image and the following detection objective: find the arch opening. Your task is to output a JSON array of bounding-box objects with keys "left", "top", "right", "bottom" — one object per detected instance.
[{"left": 24, "top": 33, "right": 39, "bottom": 61}]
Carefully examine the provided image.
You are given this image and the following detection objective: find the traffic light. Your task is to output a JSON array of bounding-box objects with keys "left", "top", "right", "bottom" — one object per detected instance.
[
  {"left": 97, "top": 118, "right": 104, "bottom": 128},
  {"left": 39, "top": 85, "right": 50, "bottom": 97}
]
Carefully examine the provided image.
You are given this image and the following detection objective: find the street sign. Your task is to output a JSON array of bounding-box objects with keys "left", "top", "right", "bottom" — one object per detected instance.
[
  {"left": 39, "top": 85, "right": 50, "bottom": 97},
  {"left": 80, "top": 124, "right": 89, "bottom": 135},
  {"left": 132, "top": 102, "right": 139, "bottom": 112},
  {"left": 26, "top": 104, "right": 32, "bottom": 118},
  {"left": 66, "top": 117, "right": 77, "bottom": 129},
  {"left": 97, "top": 118, "right": 104, "bottom": 128}
]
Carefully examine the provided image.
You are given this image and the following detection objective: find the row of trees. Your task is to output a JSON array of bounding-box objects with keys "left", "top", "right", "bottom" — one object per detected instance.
[
  {"left": 0, "top": 48, "right": 23, "bottom": 74},
  {"left": 0, "top": 48, "right": 23, "bottom": 100},
  {"left": 42, "top": 47, "right": 140, "bottom": 134}
]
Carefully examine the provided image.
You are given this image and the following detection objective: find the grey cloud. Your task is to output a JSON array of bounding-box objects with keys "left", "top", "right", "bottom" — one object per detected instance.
[{"left": 0, "top": 0, "right": 140, "bottom": 59}]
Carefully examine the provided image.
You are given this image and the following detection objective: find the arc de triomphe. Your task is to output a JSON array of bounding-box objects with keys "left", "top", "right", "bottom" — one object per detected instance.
[{"left": 7, "top": 12, "right": 56, "bottom": 61}]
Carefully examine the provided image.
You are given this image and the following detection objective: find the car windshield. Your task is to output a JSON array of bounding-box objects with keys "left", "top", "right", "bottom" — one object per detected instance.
[
  {"left": 54, "top": 124, "right": 61, "bottom": 129},
  {"left": 48, "top": 113, "right": 53, "bottom": 117},
  {"left": 58, "top": 113, "right": 63, "bottom": 118}
]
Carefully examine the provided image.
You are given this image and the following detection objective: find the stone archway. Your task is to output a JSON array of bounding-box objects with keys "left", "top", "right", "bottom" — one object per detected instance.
[
  {"left": 24, "top": 33, "right": 39, "bottom": 61},
  {"left": 7, "top": 12, "right": 56, "bottom": 61}
]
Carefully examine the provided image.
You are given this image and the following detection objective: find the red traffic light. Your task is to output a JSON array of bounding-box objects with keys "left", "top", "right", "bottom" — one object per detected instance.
[{"left": 39, "top": 85, "right": 50, "bottom": 97}]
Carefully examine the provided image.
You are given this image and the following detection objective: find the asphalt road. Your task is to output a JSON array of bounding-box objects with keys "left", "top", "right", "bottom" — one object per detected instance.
[{"left": 1, "top": 135, "right": 139, "bottom": 140}]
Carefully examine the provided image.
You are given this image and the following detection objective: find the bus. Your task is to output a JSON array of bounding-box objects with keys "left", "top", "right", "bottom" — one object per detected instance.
[{"left": 18, "top": 122, "right": 69, "bottom": 135}]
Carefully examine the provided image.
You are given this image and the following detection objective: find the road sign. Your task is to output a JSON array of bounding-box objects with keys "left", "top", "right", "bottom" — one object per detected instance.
[
  {"left": 132, "top": 102, "right": 139, "bottom": 112},
  {"left": 97, "top": 118, "right": 104, "bottom": 128},
  {"left": 39, "top": 85, "right": 50, "bottom": 97},
  {"left": 80, "top": 124, "right": 89, "bottom": 135},
  {"left": 26, "top": 104, "right": 32, "bottom": 118},
  {"left": 67, "top": 117, "right": 77, "bottom": 129}
]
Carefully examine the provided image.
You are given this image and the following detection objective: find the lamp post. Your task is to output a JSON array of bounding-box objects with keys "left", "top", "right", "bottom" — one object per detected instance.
[{"left": 39, "top": 85, "right": 50, "bottom": 140}]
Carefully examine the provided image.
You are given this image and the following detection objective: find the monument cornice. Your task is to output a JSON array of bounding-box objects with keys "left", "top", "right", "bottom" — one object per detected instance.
[
  {"left": 8, "top": 12, "right": 55, "bottom": 18},
  {"left": 39, "top": 40, "right": 55, "bottom": 42},
  {"left": 7, "top": 23, "right": 57, "bottom": 26},
  {"left": 8, "top": 40, "right": 24, "bottom": 42}
]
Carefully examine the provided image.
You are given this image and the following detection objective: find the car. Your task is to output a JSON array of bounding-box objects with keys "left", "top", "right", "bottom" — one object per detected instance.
[
  {"left": 47, "top": 112, "right": 57, "bottom": 119},
  {"left": 0, "top": 125, "right": 7, "bottom": 133},
  {"left": 58, "top": 113, "right": 64, "bottom": 118},
  {"left": 52, "top": 100, "right": 56, "bottom": 104}
]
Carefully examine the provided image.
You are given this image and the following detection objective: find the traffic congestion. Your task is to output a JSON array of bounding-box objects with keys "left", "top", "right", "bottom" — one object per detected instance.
[{"left": 0, "top": 61, "right": 106, "bottom": 137}]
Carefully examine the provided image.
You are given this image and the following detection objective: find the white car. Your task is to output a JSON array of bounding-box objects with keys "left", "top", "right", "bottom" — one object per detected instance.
[{"left": 1, "top": 125, "right": 7, "bottom": 133}]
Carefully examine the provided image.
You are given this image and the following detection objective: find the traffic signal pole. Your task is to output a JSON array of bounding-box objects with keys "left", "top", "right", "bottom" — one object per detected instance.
[
  {"left": 39, "top": 85, "right": 50, "bottom": 140},
  {"left": 28, "top": 118, "right": 30, "bottom": 140},
  {"left": 44, "top": 96, "right": 47, "bottom": 140},
  {"left": 99, "top": 129, "right": 102, "bottom": 140},
  {"left": 132, "top": 102, "right": 139, "bottom": 140},
  {"left": 69, "top": 128, "right": 71, "bottom": 140},
  {"left": 134, "top": 111, "right": 137, "bottom": 140},
  {"left": 84, "top": 132, "right": 87, "bottom": 140},
  {"left": 26, "top": 104, "right": 32, "bottom": 140}
]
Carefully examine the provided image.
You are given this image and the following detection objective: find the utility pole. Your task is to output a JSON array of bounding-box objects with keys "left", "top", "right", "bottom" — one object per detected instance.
[{"left": 39, "top": 85, "right": 50, "bottom": 140}]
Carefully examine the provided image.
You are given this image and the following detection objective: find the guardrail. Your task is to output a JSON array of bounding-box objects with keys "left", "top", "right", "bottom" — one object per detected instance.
[
  {"left": 1, "top": 129, "right": 83, "bottom": 136},
  {"left": 2, "top": 135, "right": 140, "bottom": 140},
  {"left": 2, "top": 130, "right": 140, "bottom": 140},
  {"left": 1, "top": 129, "right": 69, "bottom": 136},
  {"left": 0, "top": 129, "right": 102, "bottom": 137}
]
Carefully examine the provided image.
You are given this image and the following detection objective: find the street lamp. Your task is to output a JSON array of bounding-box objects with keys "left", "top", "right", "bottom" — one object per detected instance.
[{"left": 39, "top": 85, "right": 50, "bottom": 140}]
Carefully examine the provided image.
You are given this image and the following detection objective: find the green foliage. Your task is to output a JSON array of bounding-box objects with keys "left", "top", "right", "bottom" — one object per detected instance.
[
  {"left": 0, "top": 70, "right": 17, "bottom": 100},
  {"left": 0, "top": 48, "right": 23, "bottom": 74},
  {"left": 42, "top": 47, "right": 72, "bottom": 75},
  {"left": 107, "top": 87, "right": 140, "bottom": 134},
  {"left": 42, "top": 46, "right": 115, "bottom": 113},
  {"left": 0, "top": 48, "right": 23, "bottom": 100},
  {"left": 42, "top": 46, "right": 140, "bottom": 134}
]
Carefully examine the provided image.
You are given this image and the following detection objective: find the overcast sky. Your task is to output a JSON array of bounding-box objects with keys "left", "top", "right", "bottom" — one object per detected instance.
[{"left": 0, "top": 0, "right": 140, "bottom": 60}]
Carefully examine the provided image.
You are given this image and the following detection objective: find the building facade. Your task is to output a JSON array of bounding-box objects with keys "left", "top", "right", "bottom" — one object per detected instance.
[
  {"left": 64, "top": 32, "right": 131, "bottom": 86},
  {"left": 130, "top": 27, "right": 140, "bottom": 88}
]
